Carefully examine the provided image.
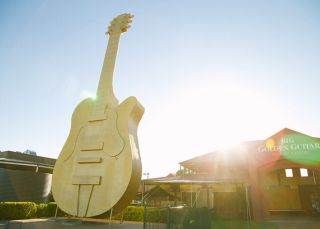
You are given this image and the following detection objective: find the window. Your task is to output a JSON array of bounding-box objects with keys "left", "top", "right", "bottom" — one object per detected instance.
[
  {"left": 285, "top": 169, "right": 293, "bottom": 177},
  {"left": 300, "top": 168, "right": 308, "bottom": 177}
]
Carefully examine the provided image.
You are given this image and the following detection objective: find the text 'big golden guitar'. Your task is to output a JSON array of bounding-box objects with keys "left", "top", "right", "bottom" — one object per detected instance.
[{"left": 52, "top": 14, "right": 144, "bottom": 217}]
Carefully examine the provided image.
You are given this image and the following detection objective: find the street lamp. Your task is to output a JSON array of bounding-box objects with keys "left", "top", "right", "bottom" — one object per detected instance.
[{"left": 143, "top": 172, "right": 149, "bottom": 179}]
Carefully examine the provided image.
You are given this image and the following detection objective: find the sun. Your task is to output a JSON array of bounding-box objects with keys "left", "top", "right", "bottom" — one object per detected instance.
[
  {"left": 139, "top": 80, "right": 288, "bottom": 177},
  {"left": 169, "top": 82, "right": 284, "bottom": 146}
]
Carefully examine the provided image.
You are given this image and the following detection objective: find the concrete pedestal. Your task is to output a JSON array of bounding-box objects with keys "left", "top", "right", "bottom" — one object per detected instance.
[{"left": 0, "top": 218, "right": 143, "bottom": 229}]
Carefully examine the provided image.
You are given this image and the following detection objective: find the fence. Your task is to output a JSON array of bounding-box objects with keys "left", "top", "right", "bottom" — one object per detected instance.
[{"left": 143, "top": 205, "right": 211, "bottom": 229}]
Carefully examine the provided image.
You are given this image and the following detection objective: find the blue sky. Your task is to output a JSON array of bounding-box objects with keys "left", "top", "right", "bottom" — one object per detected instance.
[{"left": 1, "top": 0, "right": 320, "bottom": 177}]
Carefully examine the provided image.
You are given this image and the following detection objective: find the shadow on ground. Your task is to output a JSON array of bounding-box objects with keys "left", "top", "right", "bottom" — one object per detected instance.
[{"left": 1, "top": 216, "right": 320, "bottom": 229}]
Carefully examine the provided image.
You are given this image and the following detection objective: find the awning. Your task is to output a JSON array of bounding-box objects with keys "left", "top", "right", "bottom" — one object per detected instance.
[{"left": 0, "top": 158, "right": 54, "bottom": 173}]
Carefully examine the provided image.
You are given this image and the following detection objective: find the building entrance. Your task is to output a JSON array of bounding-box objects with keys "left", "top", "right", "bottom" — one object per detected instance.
[{"left": 299, "top": 185, "right": 320, "bottom": 215}]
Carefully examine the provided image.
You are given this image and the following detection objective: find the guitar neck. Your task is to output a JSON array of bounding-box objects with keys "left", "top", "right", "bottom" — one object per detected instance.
[{"left": 96, "top": 34, "right": 121, "bottom": 107}]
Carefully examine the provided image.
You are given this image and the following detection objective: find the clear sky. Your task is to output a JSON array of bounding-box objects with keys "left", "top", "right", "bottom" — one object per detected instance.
[{"left": 1, "top": 0, "right": 320, "bottom": 178}]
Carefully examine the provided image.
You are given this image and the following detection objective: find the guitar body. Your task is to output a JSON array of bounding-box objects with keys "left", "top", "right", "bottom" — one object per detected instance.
[{"left": 52, "top": 96, "right": 144, "bottom": 217}]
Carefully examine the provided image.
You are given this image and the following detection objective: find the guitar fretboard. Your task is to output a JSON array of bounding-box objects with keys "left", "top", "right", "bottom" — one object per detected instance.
[{"left": 96, "top": 33, "right": 121, "bottom": 108}]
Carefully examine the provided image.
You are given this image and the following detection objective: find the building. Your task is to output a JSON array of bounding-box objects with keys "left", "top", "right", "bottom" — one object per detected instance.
[
  {"left": 143, "top": 128, "right": 320, "bottom": 220},
  {"left": 0, "top": 151, "right": 56, "bottom": 202}
]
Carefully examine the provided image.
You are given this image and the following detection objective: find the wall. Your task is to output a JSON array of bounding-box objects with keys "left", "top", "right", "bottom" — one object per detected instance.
[
  {"left": 0, "top": 168, "right": 52, "bottom": 202},
  {"left": 261, "top": 168, "right": 319, "bottom": 211}
]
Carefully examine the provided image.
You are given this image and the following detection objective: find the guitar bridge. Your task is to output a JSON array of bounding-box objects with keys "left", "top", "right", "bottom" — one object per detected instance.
[{"left": 77, "top": 156, "right": 102, "bottom": 164}]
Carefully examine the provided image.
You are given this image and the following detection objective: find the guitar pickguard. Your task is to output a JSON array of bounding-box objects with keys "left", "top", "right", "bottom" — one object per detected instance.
[{"left": 78, "top": 108, "right": 125, "bottom": 157}]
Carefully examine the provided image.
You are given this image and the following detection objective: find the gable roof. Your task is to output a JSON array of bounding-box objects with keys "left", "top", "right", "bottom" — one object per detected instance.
[
  {"left": 179, "top": 140, "right": 262, "bottom": 171},
  {"left": 179, "top": 128, "right": 319, "bottom": 172}
]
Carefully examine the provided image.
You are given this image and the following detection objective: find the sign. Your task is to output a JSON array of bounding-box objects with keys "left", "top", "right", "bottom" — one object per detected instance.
[{"left": 258, "top": 134, "right": 320, "bottom": 165}]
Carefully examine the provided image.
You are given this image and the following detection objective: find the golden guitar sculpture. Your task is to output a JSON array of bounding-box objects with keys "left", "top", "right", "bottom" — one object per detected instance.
[{"left": 52, "top": 14, "right": 144, "bottom": 218}]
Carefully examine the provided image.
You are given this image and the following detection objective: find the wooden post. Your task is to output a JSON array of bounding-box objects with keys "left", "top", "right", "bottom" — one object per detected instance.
[
  {"left": 206, "top": 185, "right": 210, "bottom": 208},
  {"left": 245, "top": 185, "right": 251, "bottom": 220},
  {"left": 249, "top": 166, "right": 269, "bottom": 220},
  {"left": 190, "top": 184, "right": 193, "bottom": 207}
]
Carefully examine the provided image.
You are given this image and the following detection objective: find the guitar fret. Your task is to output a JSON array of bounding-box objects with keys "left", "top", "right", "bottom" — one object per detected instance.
[
  {"left": 80, "top": 141, "right": 104, "bottom": 151},
  {"left": 77, "top": 157, "right": 102, "bottom": 164}
]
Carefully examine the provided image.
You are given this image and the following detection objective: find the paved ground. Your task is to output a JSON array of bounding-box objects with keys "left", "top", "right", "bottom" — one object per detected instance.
[
  {"left": 1, "top": 217, "right": 319, "bottom": 229},
  {"left": 270, "top": 216, "right": 320, "bottom": 229},
  {"left": 0, "top": 218, "right": 146, "bottom": 229}
]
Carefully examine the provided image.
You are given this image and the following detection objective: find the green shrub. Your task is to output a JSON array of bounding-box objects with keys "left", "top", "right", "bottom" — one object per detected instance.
[
  {"left": 113, "top": 206, "right": 168, "bottom": 223},
  {"left": 36, "top": 202, "right": 57, "bottom": 217},
  {"left": 0, "top": 202, "right": 168, "bottom": 222},
  {"left": 36, "top": 203, "right": 47, "bottom": 217},
  {"left": 0, "top": 202, "right": 37, "bottom": 220},
  {"left": 113, "top": 206, "right": 144, "bottom": 221},
  {"left": 145, "top": 207, "right": 168, "bottom": 223}
]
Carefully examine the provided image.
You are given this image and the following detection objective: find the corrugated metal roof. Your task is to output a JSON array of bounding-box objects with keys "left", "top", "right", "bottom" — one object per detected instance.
[{"left": 143, "top": 174, "right": 246, "bottom": 185}]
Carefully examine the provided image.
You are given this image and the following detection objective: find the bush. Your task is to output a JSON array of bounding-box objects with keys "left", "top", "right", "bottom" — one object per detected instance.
[
  {"left": 36, "top": 202, "right": 57, "bottom": 217},
  {"left": 125, "top": 206, "right": 144, "bottom": 221},
  {"left": 112, "top": 206, "right": 168, "bottom": 223},
  {"left": 113, "top": 206, "right": 144, "bottom": 221},
  {"left": 0, "top": 202, "right": 67, "bottom": 220},
  {"left": 145, "top": 207, "right": 168, "bottom": 223},
  {"left": 0, "top": 202, "right": 37, "bottom": 220},
  {"left": 0, "top": 202, "right": 168, "bottom": 222}
]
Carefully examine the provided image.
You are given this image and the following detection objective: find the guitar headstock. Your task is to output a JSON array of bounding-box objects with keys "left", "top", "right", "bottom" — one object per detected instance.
[{"left": 107, "top": 13, "right": 133, "bottom": 35}]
